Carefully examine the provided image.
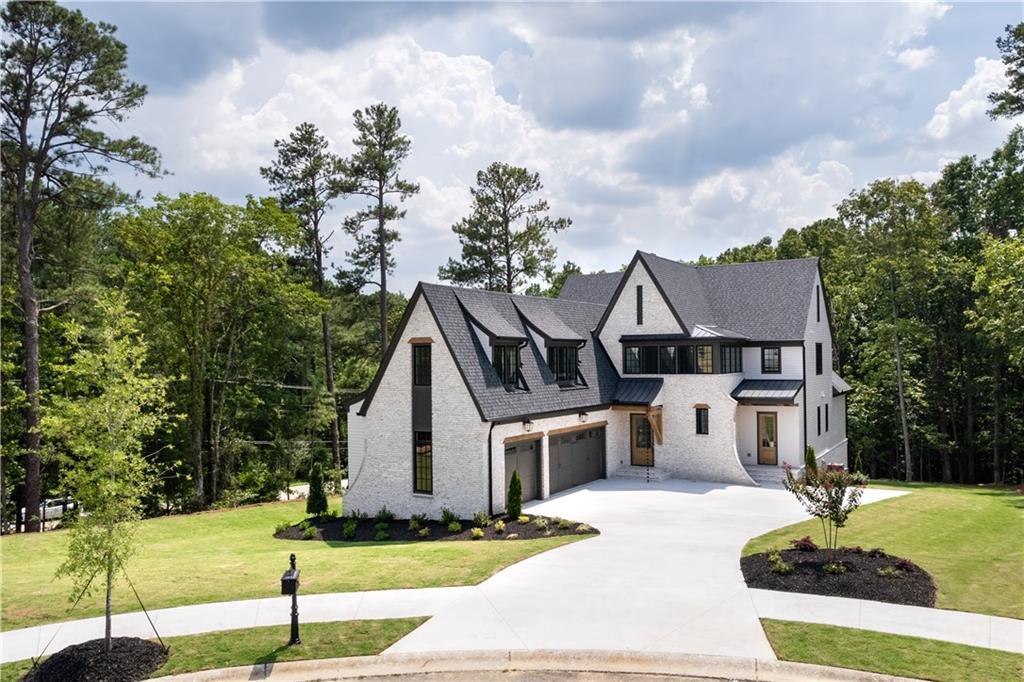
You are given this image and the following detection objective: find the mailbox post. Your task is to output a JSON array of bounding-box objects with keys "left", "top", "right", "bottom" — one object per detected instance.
[{"left": 280, "top": 553, "right": 301, "bottom": 645}]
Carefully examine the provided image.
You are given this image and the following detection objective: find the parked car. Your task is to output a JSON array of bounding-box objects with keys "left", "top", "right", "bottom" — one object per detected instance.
[{"left": 20, "top": 497, "right": 78, "bottom": 522}]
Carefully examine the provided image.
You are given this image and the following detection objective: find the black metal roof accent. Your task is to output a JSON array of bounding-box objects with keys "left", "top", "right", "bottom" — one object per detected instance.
[
  {"left": 731, "top": 379, "right": 804, "bottom": 405},
  {"left": 613, "top": 378, "right": 664, "bottom": 405}
]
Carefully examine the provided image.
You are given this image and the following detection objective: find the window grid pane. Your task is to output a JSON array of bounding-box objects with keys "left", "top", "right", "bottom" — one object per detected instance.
[
  {"left": 659, "top": 345, "right": 677, "bottom": 373},
  {"left": 624, "top": 346, "right": 640, "bottom": 374},
  {"left": 762, "top": 347, "right": 781, "bottom": 374},
  {"left": 413, "top": 345, "right": 431, "bottom": 386},
  {"left": 696, "top": 407, "right": 709, "bottom": 435},
  {"left": 721, "top": 346, "right": 742, "bottom": 373},
  {"left": 678, "top": 346, "right": 695, "bottom": 374},
  {"left": 696, "top": 345, "right": 713, "bottom": 374},
  {"left": 414, "top": 431, "right": 432, "bottom": 494},
  {"left": 494, "top": 345, "right": 519, "bottom": 385}
]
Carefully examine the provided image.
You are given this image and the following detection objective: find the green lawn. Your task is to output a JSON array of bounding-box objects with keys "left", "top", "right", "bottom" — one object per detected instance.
[
  {"left": 762, "top": 619, "right": 1024, "bottom": 682},
  {"left": 744, "top": 481, "right": 1024, "bottom": 619},
  {"left": 1, "top": 618, "right": 425, "bottom": 681},
  {"left": 0, "top": 498, "right": 586, "bottom": 631}
]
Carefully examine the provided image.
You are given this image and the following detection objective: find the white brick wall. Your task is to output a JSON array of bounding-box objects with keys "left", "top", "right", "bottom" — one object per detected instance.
[
  {"left": 345, "top": 295, "right": 490, "bottom": 519},
  {"left": 803, "top": 270, "right": 845, "bottom": 462},
  {"left": 598, "top": 263, "right": 684, "bottom": 374}
]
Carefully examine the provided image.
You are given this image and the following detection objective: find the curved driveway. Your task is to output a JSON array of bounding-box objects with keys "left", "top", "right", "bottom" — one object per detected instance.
[{"left": 387, "top": 478, "right": 904, "bottom": 658}]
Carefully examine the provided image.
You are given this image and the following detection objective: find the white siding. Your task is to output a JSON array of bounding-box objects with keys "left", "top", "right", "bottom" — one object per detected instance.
[
  {"left": 344, "top": 296, "right": 490, "bottom": 519},
  {"left": 741, "top": 345, "right": 803, "bottom": 380},
  {"left": 735, "top": 404, "right": 802, "bottom": 469},
  {"left": 804, "top": 270, "right": 843, "bottom": 461}
]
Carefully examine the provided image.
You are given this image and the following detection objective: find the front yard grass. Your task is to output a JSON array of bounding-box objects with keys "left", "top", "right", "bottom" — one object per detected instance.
[
  {"left": 0, "top": 498, "right": 586, "bottom": 631},
  {"left": 1, "top": 617, "right": 425, "bottom": 680},
  {"left": 744, "top": 481, "right": 1024, "bottom": 619},
  {"left": 762, "top": 619, "right": 1024, "bottom": 682}
]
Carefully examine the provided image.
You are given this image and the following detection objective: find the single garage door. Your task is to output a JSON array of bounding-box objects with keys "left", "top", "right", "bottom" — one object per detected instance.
[
  {"left": 549, "top": 426, "right": 606, "bottom": 495},
  {"left": 505, "top": 439, "right": 540, "bottom": 503}
]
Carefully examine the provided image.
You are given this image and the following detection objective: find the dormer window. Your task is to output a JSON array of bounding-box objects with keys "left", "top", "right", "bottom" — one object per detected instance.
[
  {"left": 548, "top": 345, "right": 579, "bottom": 385},
  {"left": 493, "top": 344, "right": 520, "bottom": 386}
]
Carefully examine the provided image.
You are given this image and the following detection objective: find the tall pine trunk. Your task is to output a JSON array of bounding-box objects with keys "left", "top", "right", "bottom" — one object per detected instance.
[
  {"left": 992, "top": 359, "right": 1002, "bottom": 485},
  {"left": 17, "top": 211, "right": 42, "bottom": 533},
  {"left": 377, "top": 184, "right": 388, "bottom": 360},
  {"left": 314, "top": 236, "right": 342, "bottom": 490},
  {"left": 189, "top": 358, "right": 205, "bottom": 503},
  {"left": 890, "top": 275, "right": 913, "bottom": 482}
]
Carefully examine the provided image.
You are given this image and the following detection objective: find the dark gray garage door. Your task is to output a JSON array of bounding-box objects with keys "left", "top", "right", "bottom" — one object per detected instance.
[
  {"left": 505, "top": 439, "right": 540, "bottom": 503},
  {"left": 549, "top": 426, "right": 606, "bottom": 495}
]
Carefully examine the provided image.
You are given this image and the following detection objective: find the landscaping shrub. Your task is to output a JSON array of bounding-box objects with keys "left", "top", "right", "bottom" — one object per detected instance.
[
  {"left": 783, "top": 466, "right": 868, "bottom": 549},
  {"left": 342, "top": 519, "right": 358, "bottom": 539},
  {"left": 867, "top": 547, "right": 887, "bottom": 558},
  {"left": 840, "top": 545, "right": 864, "bottom": 554},
  {"left": 823, "top": 561, "right": 847, "bottom": 575},
  {"left": 803, "top": 445, "right": 818, "bottom": 482},
  {"left": 447, "top": 521, "right": 462, "bottom": 534},
  {"left": 306, "top": 461, "right": 329, "bottom": 517},
  {"left": 473, "top": 511, "right": 492, "bottom": 528},
  {"left": 576, "top": 523, "right": 593, "bottom": 533},
  {"left": 350, "top": 509, "right": 369, "bottom": 520},
  {"left": 274, "top": 521, "right": 291, "bottom": 535},
  {"left": 895, "top": 557, "right": 918, "bottom": 572},
  {"left": 408, "top": 518, "right": 421, "bottom": 531},
  {"left": 533, "top": 517, "right": 549, "bottom": 531},
  {"left": 877, "top": 566, "right": 903, "bottom": 579},
  {"left": 556, "top": 517, "right": 573, "bottom": 530},
  {"left": 373, "top": 530, "right": 389, "bottom": 541},
  {"left": 767, "top": 549, "right": 794, "bottom": 574},
  {"left": 375, "top": 506, "right": 395, "bottom": 523},
  {"left": 441, "top": 507, "right": 459, "bottom": 525},
  {"left": 374, "top": 521, "right": 389, "bottom": 532},
  {"left": 470, "top": 527, "right": 484, "bottom": 539},
  {"left": 790, "top": 536, "right": 819, "bottom": 552},
  {"left": 507, "top": 470, "right": 523, "bottom": 519},
  {"left": 517, "top": 515, "right": 530, "bottom": 524},
  {"left": 324, "top": 507, "right": 339, "bottom": 519},
  {"left": 418, "top": 526, "right": 430, "bottom": 538},
  {"left": 409, "top": 513, "right": 428, "bottom": 531},
  {"left": 494, "top": 519, "right": 506, "bottom": 534},
  {"left": 298, "top": 519, "right": 312, "bottom": 531},
  {"left": 302, "top": 526, "right": 318, "bottom": 540}
]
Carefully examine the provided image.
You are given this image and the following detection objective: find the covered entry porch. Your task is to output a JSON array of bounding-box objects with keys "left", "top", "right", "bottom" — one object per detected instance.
[{"left": 732, "top": 379, "right": 803, "bottom": 472}]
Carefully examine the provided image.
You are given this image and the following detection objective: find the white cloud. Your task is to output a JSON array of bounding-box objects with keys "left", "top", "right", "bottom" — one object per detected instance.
[
  {"left": 926, "top": 57, "right": 1007, "bottom": 139},
  {"left": 884, "top": 1, "right": 950, "bottom": 46},
  {"left": 896, "top": 46, "right": 937, "bottom": 70}
]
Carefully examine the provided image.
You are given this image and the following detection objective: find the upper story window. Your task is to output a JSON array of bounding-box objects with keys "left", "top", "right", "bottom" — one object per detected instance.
[
  {"left": 493, "top": 344, "right": 520, "bottom": 386},
  {"left": 815, "top": 342, "right": 823, "bottom": 375},
  {"left": 413, "top": 344, "right": 431, "bottom": 386},
  {"left": 720, "top": 345, "right": 742, "bottom": 373},
  {"left": 695, "top": 345, "right": 713, "bottom": 374},
  {"left": 761, "top": 347, "right": 781, "bottom": 374},
  {"left": 816, "top": 285, "right": 821, "bottom": 323},
  {"left": 636, "top": 285, "right": 644, "bottom": 325},
  {"left": 624, "top": 346, "right": 641, "bottom": 374},
  {"left": 659, "top": 346, "right": 677, "bottom": 374},
  {"left": 548, "top": 345, "right": 579, "bottom": 384},
  {"left": 679, "top": 345, "right": 694, "bottom": 374}
]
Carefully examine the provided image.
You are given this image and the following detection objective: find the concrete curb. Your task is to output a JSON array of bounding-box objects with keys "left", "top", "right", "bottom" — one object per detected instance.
[{"left": 154, "top": 649, "right": 919, "bottom": 681}]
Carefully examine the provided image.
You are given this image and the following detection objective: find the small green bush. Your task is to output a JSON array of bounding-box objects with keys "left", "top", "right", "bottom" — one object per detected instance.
[
  {"left": 323, "top": 507, "right": 339, "bottom": 519},
  {"left": 823, "top": 561, "right": 847, "bottom": 575},
  {"left": 575, "top": 523, "right": 593, "bottom": 533},
  {"left": 350, "top": 510, "right": 369, "bottom": 521},
  {"left": 556, "top": 517, "right": 573, "bottom": 530},
  {"left": 373, "top": 530, "right": 389, "bottom": 541},
  {"left": 447, "top": 521, "right": 462, "bottom": 534},
  {"left": 533, "top": 517, "right": 549, "bottom": 531},
  {"left": 473, "top": 511, "right": 492, "bottom": 528},
  {"left": 770, "top": 557, "right": 794, "bottom": 574},
  {"left": 470, "top": 527, "right": 485, "bottom": 539},
  {"left": 274, "top": 521, "right": 291, "bottom": 535},
  {"left": 298, "top": 519, "right": 312, "bottom": 531},
  {"left": 494, "top": 519, "right": 506, "bottom": 533},
  {"left": 877, "top": 566, "right": 903, "bottom": 579},
  {"left": 441, "top": 507, "right": 459, "bottom": 525},
  {"left": 375, "top": 506, "right": 395, "bottom": 523},
  {"left": 409, "top": 513, "right": 428, "bottom": 531},
  {"left": 342, "top": 519, "right": 358, "bottom": 539},
  {"left": 517, "top": 515, "right": 530, "bottom": 524},
  {"left": 306, "top": 462, "right": 328, "bottom": 517},
  {"left": 417, "top": 526, "right": 430, "bottom": 538},
  {"left": 374, "top": 521, "right": 390, "bottom": 532},
  {"left": 302, "top": 526, "right": 318, "bottom": 540},
  {"left": 408, "top": 518, "right": 421, "bottom": 531},
  {"left": 507, "top": 470, "right": 523, "bottom": 519}
]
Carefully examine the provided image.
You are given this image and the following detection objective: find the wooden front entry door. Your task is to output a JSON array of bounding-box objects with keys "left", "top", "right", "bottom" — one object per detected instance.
[
  {"left": 757, "top": 412, "right": 778, "bottom": 465},
  {"left": 630, "top": 413, "right": 654, "bottom": 466}
]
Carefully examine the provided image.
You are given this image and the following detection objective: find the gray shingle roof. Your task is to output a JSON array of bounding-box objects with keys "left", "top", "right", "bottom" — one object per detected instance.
[
  {"left": 559, "top": 272, "right": 623, "bottom": 306},
  {"left": 453, "top": 289, "right": 526, "bottom": 340},
  {"left": 731, "top": 379, "right": 803, "bottom": 404},
  {"left": 512, "top": 296, "right": 584, "bottom": 343},
  {"left": 832, "top": 374, "right": 852, "bottom": 395},
  {"left": 613, "top": 378, "right": 664, "bottom": 405},
  {"left": 422, "top": 284, "right": 619, "bottom": 421}
]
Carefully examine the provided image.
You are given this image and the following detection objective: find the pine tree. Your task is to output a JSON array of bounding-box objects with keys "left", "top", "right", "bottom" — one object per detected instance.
[
  {"left": 306, "top": 461, "right": 328, "bottom": 517},
  {"left": 507, "top": 470, "right": 523, "bottom": 519}
]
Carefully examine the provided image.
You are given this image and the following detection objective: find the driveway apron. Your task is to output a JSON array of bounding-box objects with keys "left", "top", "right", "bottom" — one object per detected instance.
[{"left": 386, "top": 478, "right": 904, "bottom": 658}]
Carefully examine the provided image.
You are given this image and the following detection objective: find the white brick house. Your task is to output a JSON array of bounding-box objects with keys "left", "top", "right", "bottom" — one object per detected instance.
[{"left": 345, "top": 251, "right": 850, "bottom": 518}]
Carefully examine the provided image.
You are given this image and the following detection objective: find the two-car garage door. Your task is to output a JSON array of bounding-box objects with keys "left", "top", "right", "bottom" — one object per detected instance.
[
  {"left": 549, "top": 426, "right": 606, "bottom": 495},
  {"left": 504, "top": 426, "right": 607, "bottom": 504}
]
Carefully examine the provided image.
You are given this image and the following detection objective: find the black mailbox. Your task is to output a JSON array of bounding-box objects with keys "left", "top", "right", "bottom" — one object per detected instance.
[{"left": 281, "top": 553, "right": 300, "bottom": 595}]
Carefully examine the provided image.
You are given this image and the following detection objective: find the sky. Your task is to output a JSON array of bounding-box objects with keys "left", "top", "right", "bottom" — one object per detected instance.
[{"left": 72, "top": 1, "right": 1022, "bottom": 295}]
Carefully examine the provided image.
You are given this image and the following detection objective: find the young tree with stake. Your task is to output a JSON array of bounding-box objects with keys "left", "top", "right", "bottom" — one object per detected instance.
[{"left": 42, "top": 295, "right": 171, "bottom": 654}]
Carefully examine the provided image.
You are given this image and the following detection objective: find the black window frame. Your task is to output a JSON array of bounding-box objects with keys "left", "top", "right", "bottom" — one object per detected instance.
[
  {"left": 695, "top": 407, "right": 709, "bottom": 435},
  {"left": 815, "top": 342, "right": 823, "bottom": 375},
  {"left": 816, "top": 284, "right": 821, "bottom": 323},
  {"left": 816, "top": 405, "right": 821, "bottom": 436},
  {"left": 636, "top": 285, "right": 643, "bottom": 325},
  {"left": 548, "top": 344, "right": 579, "bottom": 385},
  {"left": 825, "top": 404, "right": 830, "bottom": 432},
  {"left": 413, "top": 430, "right": 433, "bottom": 494},
  {"left": 658, "top": 345, "right": 677, "bottom": 374},
  {"left": 640, "top": 345, "right": 659, "bottom": 373},
  {"left": 720, "top": 345, "right": 743, "bottom": 373},
  {"left": 695, "top": 345, "right": 713, "bottom": 374},
  {"left": 412, "top": 344, "right": 431, "bottom": 386},
  {"left": 493, "top": 343, "right": 520, "bottom": 386},
  {"left": 761, "top": 346, "right": 781, "bottom": 374},
  {"left": 624, "top": 345, "right": 640, "bottom": 374},
  {"left": 678, "top": 345, "right": 695, "bottom": 374}
]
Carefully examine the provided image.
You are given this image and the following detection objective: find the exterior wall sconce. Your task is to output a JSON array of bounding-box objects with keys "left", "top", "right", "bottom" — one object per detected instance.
[
  {"left": 579, "top": 412, "right": 589, "bottom": 423},
  {"left": 523, "top": 419, "right": 534, "bottom": 432}
]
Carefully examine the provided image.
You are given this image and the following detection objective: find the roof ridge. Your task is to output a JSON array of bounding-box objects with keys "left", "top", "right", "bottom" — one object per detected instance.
[
  {"left": 693, "top": 256, "right": 820, "bottom": 269},
  {"left": 421, "top": 281, "right": 608, "bottom": 307}
]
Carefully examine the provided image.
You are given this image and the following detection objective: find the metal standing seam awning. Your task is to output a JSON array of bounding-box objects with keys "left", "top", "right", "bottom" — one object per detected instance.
[
  {"left": 730, "top": 379, "right": 803, "bottom": 405},
  {"left": 832, "top": 374, "right": 853, "bottom": 396}
]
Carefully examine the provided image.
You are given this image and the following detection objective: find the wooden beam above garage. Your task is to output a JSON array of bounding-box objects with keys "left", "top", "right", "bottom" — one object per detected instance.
[
  {"left": 547, "top": 420, "right": 608, "bottom": 437},
  {"left": 502, "top": 432, "right": 543, "bottom": 445}
]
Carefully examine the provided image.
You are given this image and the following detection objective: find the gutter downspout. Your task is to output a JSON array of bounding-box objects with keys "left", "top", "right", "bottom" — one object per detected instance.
[
  {"left": 802, "top": 343, "right": 808, "bottom": 458},
  {"left": 487, "top": 421, "right": 496, "bottom": 516}
]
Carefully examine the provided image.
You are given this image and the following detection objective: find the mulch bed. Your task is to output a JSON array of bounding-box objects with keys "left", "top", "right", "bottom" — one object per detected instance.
[
  {"left": 274, "top": 513, "right": 598, "bottom": 543},
  {"left": 22, "top": 637, "right": 167, "bottom": 682},
  {"left": 741, "top": 546, "right": 936, "bottom": 607}
]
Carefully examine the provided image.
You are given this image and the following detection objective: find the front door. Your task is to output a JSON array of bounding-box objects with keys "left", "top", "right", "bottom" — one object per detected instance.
[
  {"left": 757, "top": 412, "right": 778, "bottom": 465},
  {"left": 630, "top": 414, "right": 654, "bottom": 466}
]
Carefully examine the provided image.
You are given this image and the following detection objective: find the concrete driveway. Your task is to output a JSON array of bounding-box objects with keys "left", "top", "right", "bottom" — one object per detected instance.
[{"left": 387, "top": 478, "right": 904, "bottom": 658}]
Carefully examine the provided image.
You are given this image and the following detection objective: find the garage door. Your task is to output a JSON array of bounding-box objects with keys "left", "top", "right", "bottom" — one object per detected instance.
[
  {"left": 505, "top": 439, "right": 540, "bottom": 503},
  {"left": 549, "top": 426, "right": 606, "bottom": 494}
]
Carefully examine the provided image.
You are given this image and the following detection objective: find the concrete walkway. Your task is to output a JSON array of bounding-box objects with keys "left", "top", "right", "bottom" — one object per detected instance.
[{"left": 751, "top": 588, "right": 1024, "bottom": 654}]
